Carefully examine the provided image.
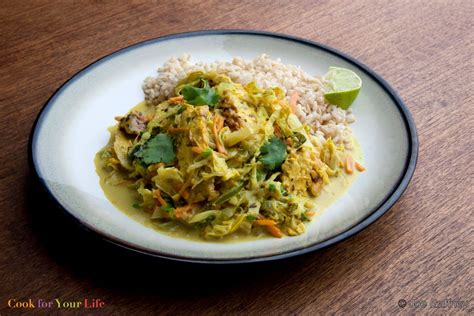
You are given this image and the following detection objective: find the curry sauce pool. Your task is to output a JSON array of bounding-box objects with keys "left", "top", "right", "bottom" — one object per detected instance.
[{"left": 95, "top": 68, "right": 365, "bottom": 241}]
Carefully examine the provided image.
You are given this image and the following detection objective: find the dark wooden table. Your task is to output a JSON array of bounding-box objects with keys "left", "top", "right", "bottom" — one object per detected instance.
[{"left": 1, "top": 1, "right": 472, "bottom": 314}]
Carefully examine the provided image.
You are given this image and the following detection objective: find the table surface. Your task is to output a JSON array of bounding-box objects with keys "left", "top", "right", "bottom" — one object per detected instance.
[{"left": 1, "top": 1, "right": 472, "bottom": 314}]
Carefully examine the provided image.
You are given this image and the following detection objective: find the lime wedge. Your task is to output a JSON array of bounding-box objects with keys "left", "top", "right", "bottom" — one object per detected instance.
[{"left": 323, "top": 67, "right": 362, "bottom": 110}]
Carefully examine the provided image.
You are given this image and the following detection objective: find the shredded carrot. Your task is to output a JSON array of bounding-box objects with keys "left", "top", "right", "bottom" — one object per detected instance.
[
  {"left": 254, "top": 218, "right": 282, "bottom": 237},
  {"left": 285, "top": 137, "right": 293, "bottom": 146},
  {"left": 274, "top": 124, "right": 282, "bottom": 138},
  {"left": 168, "top": 96, "right": 184, "bottom": 104},
  {"left": 212, "top": 115, "right": 227, "bottom": 154},
  {"left": 266, "top": 225, "right": 283, "bottom": 238},
  {"left": 345, "top": 155, "right": 354, "bottom": 174},
  {"left": 153, "top": 189, "right": 166, "bottom": 206},
  {"left": 181, "top": 190, "right": 190, "bottom": 200},
  {"left": 355, "top": 161, "right": 366, "bottom": 172},
  {"left": 216, "top": 115, "right": 224, "bottom": 131},
  {"left": 306, "top": 211, "right": 315, "bottom": 217},
  {"left": 168, "top": 127, "right": 189, "bottom": 133},
  {"left": 191, "top": 146, "right": 204, "bottom": 154},
  {"left": 174, "top": 204, "right": 196, "bottom": 219},
  {"left": 289, "top": 91, "right": 299, "bottom": 114},
  {"left": 254, "top": 219, "right": 277, "bottom": 226}
]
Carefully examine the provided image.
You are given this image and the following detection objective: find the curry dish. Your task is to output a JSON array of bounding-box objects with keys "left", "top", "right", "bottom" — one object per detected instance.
[{"left": 95, "top": 70, "right": 364, "bottom": 240}]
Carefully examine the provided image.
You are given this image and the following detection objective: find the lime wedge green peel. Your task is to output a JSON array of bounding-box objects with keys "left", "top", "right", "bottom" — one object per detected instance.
[{"left": 323, "top": 67, "right": 362, "bottom": 110}]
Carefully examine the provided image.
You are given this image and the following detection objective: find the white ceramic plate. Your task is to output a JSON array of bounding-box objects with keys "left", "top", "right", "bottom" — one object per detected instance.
[{"left": 30, "top": 30, "right": 418, "bottom": 263}]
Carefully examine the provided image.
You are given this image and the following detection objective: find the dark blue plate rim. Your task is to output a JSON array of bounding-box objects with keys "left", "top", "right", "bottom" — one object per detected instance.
[{"left": 29, "top": 29, "right": 418, "bottom": 264}]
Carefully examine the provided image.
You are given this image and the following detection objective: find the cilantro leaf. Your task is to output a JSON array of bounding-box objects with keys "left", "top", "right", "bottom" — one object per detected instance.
[
  {"left": 259, "top": 137, "right": 287, "bottom": 170},
  {"left": 180, "top": 80, "right": 219, "bottom": 106},
  {"left": 133, "top": 133, "right": 176, "bottom": 165}
]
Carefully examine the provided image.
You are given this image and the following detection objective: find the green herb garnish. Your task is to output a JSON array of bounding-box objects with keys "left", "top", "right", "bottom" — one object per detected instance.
[
  {"left": 180, "top": 79, "right": 219, "bottom": 106},
  {"left": 133, "top": 133, "right": 176, "bottom": 165},
  {"left": 259, "top": 137, "right": 287, "bottom": 170},
  {"left": 132, "top": 202, "right": 141, "bottom": 209}
]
